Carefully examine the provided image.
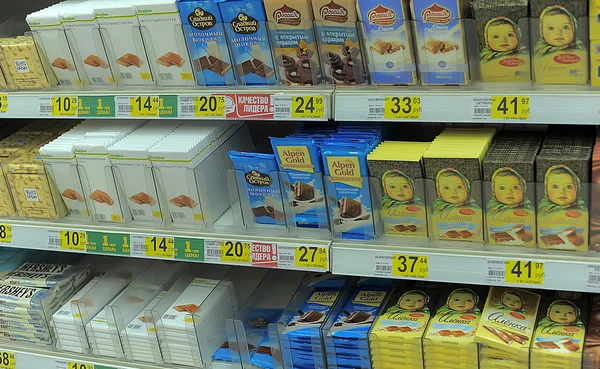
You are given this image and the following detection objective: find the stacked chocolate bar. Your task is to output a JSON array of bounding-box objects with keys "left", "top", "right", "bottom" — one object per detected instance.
[
  {"left": 482, "top": 131, "right": 542, "bottom": 246},
  {"left": 591, "top": 137, "right": 600, "bottom": 251},
  {"left": 423, "top": 285, "right": 488, "bottom": 369},
  {"left": 475, "top": 287, "right": 541, "bottom": 369},
  {"left": 531, "top": 296, "right": 588, "bottom": 369},
  {"left": 535, "top": 131, "right": 593, "bottom": 251}
]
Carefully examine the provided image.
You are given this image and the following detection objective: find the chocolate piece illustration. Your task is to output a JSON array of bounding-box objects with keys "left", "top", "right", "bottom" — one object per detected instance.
[
  {"left": 346, "top": 311, "right": 370, "bottom": 323},
  {"left": 540, "top": 234, "right": 565, "bottom": 246},
  {"left": 445, "top": 230, "right": 460, "bottom": 238},
  {"left": 339, "top": 196, "right": 362, "bottom": 218},
  {"left": 493, "top": 232, "right": 515, "bottom": 243},
  {"left": 293, "top": 181, "right": 315, "bottom": 201},
  {"left": 459, "top": 230, "right": 472, "bottom": 238},
  {"left": 297, "top": 310, "right": 324, "bottom": 323},
  {"left": 535, "top": 341, "right": 560, "bottom": 350}
]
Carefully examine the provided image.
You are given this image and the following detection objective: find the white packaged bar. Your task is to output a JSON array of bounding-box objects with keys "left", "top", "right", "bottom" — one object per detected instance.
[
  {"left": 16, "top": 262, "right": 71, "bottom": 274},
  {"left": 95, "top": 0, "right": 153, "bottom": 86},
  {"left": 0, "top": 284, "right": 56, "bottom": 308},
  {"left": 60, "top": 1, "right": 115, "bottom": 87},
  {"left": 4, "top": 270, "right": 73, "bottom": 288},
  {"left": 52, "top": 277, "right": 100, "bottom": 327},
  {"left": 134, "top": 0, "right": 194, "bottom": 87},
  {"left": 26, "top": 1, "right": 83, "bottom": 87},
  {"left": 122, "top": 291, "right": 165, "bottom": 341}
]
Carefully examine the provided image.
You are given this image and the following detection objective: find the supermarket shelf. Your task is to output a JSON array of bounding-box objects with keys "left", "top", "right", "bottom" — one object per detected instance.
[
  {"left": 0, "top": 341, "right": 171, "bottom": 369},
  {"left": 0, "top": 211, "right": 331, "bottom": 272},
  {"left": 0, "top": 87, "right": 333, "bottom": 120},
  {"left": 331, "top": 240, "right": 600, "bottom": 292},
  {"left": 334, "top": 86, "right": 600, "bottom": 123}
]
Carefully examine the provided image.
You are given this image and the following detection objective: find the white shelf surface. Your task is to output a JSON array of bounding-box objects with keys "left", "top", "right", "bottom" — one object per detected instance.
[
  {"left": 332, "top": 240, "right": 600, "bottom": 292},
  {"left": 334, "top": 86, "right": 600, "bottom": 123}
]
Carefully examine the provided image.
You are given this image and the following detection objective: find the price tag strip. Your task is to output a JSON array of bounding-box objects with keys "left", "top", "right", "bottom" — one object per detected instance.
[
  {"left": 273, "top": 94, "right": 327, "bottom": 120},
  {"left": 367, "top": 95, "right": 421, "bottom": 120},
  {"left": 486, "top": 259, "right": 544, "bottom": 286},
  {"left": 205, "top": 239, "right": 328, "bottom": 271},
  {"left": 0, "top": 351, "right": 15, "bottom": 369},
  {"left": 47, "top": 229, "right": 87, "bottom": 252},
  {"left": 0, "top": 225, "right": 12, "bottom": 244},
  {"left": 130, "top": 234, "right": 174, "bottom": 259},
  {"left": 179, "top": 95, "right": 226, "bottom": 118},
  {"left": 374, "top": 253, "right": 428, "bottom": 279},
  {"left": 472, "top": 96, "right": 530, "bottom": 121},
  {"left": 115, "top": 96, "right": 159, "bottom": 118}
]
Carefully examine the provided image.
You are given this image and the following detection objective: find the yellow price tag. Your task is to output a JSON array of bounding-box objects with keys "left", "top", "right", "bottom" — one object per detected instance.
[
  {"left": 59, "top": 230, "right": 86, "bottom": 251},
  {"left": 384, "top": 96, "right": 421, "bottom": 119},
  {"left": 505, "top": 260, "right": 544, "bottom": 285},
  {"left": 145, "top": 236, "right": 174, "bottom": 258},
  {"left": 291, "top": 96, "right": 325, "bottom": 119},
  {"left": 295, "top": 246, "right": 328, "bottom": 270},
  {"left": 52, "top": 96, "right": 78, "bottom": 117},
  {"left": 0, "top": 351, "right": 15, "bottom": 369},
  {"left": 0, "top": 224, "right": 11, "bottom": 243},
  {"left": 491, "top": 96, "right": 530, "bottom": 120},
  {"left": 0, "top": 94, "right": 8, "bottom": 113},
  {"left": 392, "top": 254, "right": 428, "bottom": 279},
  {"left": 130, "top": 96, "right": 159, "bottom": 117},
  {"left": 68, "top": 362, "right": 94, "bottom": 369},
  {"left": 220, "top": 241, "right": 251, "bottom": 264},
  {"left": 195, "top": 95, "right": 225, "bottom": 117}
]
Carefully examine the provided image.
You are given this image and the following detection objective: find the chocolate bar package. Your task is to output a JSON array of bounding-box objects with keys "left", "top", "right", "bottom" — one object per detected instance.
[
  {"left": 410, "top": 0, "right": 470, "bottom": 85},
  {"left": 271, "top": 137, "right": 327, "bottom": 229},
  {"left": 178, "top": 0, "right": 236, "bottom": 86},
  {"left": 280, "top": 287, "right": 345, "bottom": 369},
  {"left": 218, "top": 0, "right": 277, "bottom": 85},
  {"left": 536, "top": 133, "right": 593, "bottom": 251},
  {"left": 330, "top": 286, "right": 389, "bottom": 339},
  {"left": 531, "top": 296, "right": 588, "bottom": 366},
  {"left": 530, "top": 0, "right": 589, "bottom": 85},
  {"left": 483, "top": 132, "right": 542, "bottom": 247},
  {"left": 264, "top": 0, "right": 321, "bottom": 86},
  {"left": 369, "top": 286, "right": 440, "bottom": 369},
  {"left": 322, "top": 146, "right": 375, "bottom": 240},
  {"left": 423, "top": 128, "right": 495, "bottom": 242},
  {"left": 475, "top": 287, "right": 541, "bottom": 360},
  {"left": 423, "top": 285, "right": 488, "bottom": 362},
  {"left": 229, "top": 151, "right": 284, "bottom": 225},
  {"left": 471, "top": 0, "right": 531, "bottom": 83},
  {"left": 584, "top": 296, "right": 600, "bottom": 369},
  {"left": 357, "top": 0, "right": 416, "bottom": 85},
  {"left": 367, "top": 142, "right": 430, "bottom": 238},
  {"left": 312, "top": 0, "right": 365, "bottom": 85}
]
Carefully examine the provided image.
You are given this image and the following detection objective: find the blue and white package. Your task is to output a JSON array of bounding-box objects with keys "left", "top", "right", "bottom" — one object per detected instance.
[
  {"left": 229, "top": 151, "right": 284, "bottom": 225},
  {"left": 177, "top": 0, "right": 236, "bottom": 86},
  {"left": 322, "top": 147, "right": 375, "bottom": 240},
  {"left": 281, "top": 288, "right": 343, "bottom": 369},
  {"left": 270, "top": 137, "right": 327, "bottom": 229},
  {"left": 218, "top": 0, "right": 276, "bottom": 85}
]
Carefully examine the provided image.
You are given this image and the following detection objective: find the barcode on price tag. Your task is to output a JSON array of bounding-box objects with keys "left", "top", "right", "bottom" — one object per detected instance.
[
  {"left": 367, "top": 97, "right": 385, "bottom": 120},
  {"left": 39, "top": 97, "right": 52, "bottom": 117},
  {"left": 273, "top": 96, "right": 292, "bottom": 119},
  {"left": 204, "top": 239, "right": 221, "bottom": 262},
  {"left": 179, "top": 96, "right": 196, "bottom": 117},
  {"left": 486, "top": 259, "right": 506, "bottom": 283},
  {"left": 374, "top": 254, "right": 393, "bottom": 276},
  {"left": 588, "top": 265, "right": 600, "bottom": 289},
  {"left": 472, "top": 97, "right": 492, "bottom": 120}
]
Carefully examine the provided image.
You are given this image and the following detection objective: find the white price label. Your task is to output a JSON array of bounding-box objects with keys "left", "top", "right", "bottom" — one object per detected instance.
[
  {"left": 366, "top": 97, "right": 385, "bottom": 120},
  {"left": 273, "top": 95, "right": 292, "bottom": 119},
  {"left": 472, "top": 97, "right": 492, "bottom": 120},
  {"left": 486, "top": 259, "right": 506, "bottom": 284},
  {"left": 204, "top": 239, "right": 221, "bottom": 262},
  {"left": 39, "top": 97, "right": 52, "bottom": 117},
  {"left": 588, "top": 265, "right": 600, "bottom": 289},
  {"left": 374, "top": 253, "right": 393, "bottom": 276}
]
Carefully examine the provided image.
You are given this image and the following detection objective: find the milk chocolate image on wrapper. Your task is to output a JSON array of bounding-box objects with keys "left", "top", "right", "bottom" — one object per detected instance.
[
  {"left": 169, "top": 195, "right": 197, "bottom": 209},
  {"left": 194, "top": 55, "right": 232, "bottom": 77},
  {"left": 289, "top": 310, "right": 324, "bottom": 324},
  {"left": 83, "top": 55, "right": 109, "bottom": 68},
  {"left": 129, "top": 192, "right": 155, "bottom": 206},
  {"left": 322, "top": 42, "right": 365, "bottom": 85},
  {"left": 90, "top": 190, "right": 114, "bottom": 205},
  {"left": 252, "top": 205, "right": 285, "bottom": 221},
  {"left": 61, "top": 188, "right": 83, "bottom": 202},
  {"left": 276, "top": 41, "right": 322, "bottom": 86},
  {"left": 117, "top": 53, "right": 142, "bottom": 68},
  {"left": 51, "top": 57, "right": 75, "bottom": 71}
]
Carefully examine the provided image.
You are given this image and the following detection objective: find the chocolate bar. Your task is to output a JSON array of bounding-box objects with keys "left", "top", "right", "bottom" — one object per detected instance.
[
  {"left": 293, "top": 181, "right": 315, "bottom": 201},
  {"left": 346, "top": 311, "right": 371, "bottom": 323},
  {"left": 339, "top": 196, "right": 362, "bottom": 218},
  {"left": 298, "top": 310, "right": 324, "bottom": 323},
  {"left": 540, "top": 235, "right": 565, "bottom": 246},
  {"left": 493, "top": 232, "right": 515, "bottom": 243}
]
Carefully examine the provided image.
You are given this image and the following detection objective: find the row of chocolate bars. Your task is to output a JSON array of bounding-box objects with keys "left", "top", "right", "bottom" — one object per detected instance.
[
  {"left": 12, "top": 0, "right": 600, "bottom": 91},
  {"left": 0, "top": 246, "right": 595, "bottom": 369}
]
